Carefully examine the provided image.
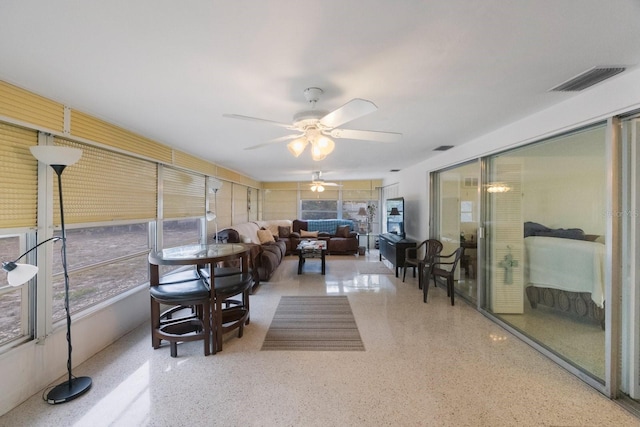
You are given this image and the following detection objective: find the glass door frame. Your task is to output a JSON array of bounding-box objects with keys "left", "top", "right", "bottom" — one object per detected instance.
[
  {"left": 429, "top": 159, "right": 482, "bottom": 307},
  {"left": 620, "top": 113, "right": 640, "bottom": 402}
]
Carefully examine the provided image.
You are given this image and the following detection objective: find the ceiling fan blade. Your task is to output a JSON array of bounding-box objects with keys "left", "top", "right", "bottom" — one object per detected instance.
[
  {"left": 269, "top": 134, "right": 304, "bottom": 142},
  {"left": 319, "top": 98, "right": 377, "bottom": 128},
  {"left": 244, "top": 142, "right": 279, "bottom": 150},
  {"left": 244, "top": 133, "right": 304, "bottom": 150},
  {"left": 329, "top": 128, "right": 402, "bottom": 143},
  {"left": 310, "top": 182, "right": 342, "bottom": 188},
  {"left": 223, "top": 113, "right": 293, "bottom": 129}
]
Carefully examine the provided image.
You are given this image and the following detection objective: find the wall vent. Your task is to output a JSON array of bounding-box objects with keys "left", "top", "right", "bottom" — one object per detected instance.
[
  {"left": 433, "top": 145, "right": 454, "bottom": 151},
  {"left": 549, "top": 66, "right": 625, "bottom": 92}
]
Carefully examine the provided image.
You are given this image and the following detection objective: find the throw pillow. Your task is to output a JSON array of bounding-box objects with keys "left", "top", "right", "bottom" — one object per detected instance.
[
  {"left": 257, "top": 229, "right": 275, "bottom": 244},
  {"left": 278, "top": 226, "right": 291, "bottom": 238},
  {"left": 335, "top": 225, "right": 351, "bottom": 238},
  {"left": 266, "top": 223, "right": 279, "bottom": 237},
  {"left": 300, "top": 230, "right": 319, "bottom": 238}
]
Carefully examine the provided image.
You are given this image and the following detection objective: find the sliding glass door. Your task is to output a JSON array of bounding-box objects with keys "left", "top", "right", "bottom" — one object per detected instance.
[{"left": 484, "top": 124, "right": 608, "bottom": 382}]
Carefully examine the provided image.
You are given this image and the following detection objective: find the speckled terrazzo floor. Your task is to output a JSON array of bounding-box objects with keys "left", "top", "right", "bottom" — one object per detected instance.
[{"left": 0, "top": 252, "right": 637, "bottom": 426}]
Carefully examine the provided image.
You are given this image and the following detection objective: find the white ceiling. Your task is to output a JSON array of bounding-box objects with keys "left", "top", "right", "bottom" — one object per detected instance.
[{"left": 1, "top": 1, "right": 639, "bottom": 183}]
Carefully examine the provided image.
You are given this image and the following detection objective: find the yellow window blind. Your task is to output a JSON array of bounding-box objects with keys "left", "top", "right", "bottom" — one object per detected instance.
[
  {"left": 232, "top": 183, "right": 249, "bottom": 225},
  {"left": 300, "top": 189, "right": 338, "bottom": 200},
  {"left": 263, "top": 189, "right": 298, "bottom": 220},
  {"left": 163, "top": 167, "right": 205, "bottom": 219},
  {"left": 0, "top": 123, "right": 38, "bottom": 228},
  {"left": 342, "top": 189, "right": 376, "bottom": 201},
  {"left": 53, "top": 138, "right": 157, "bottom": 224},
  {"left": 212, "top": 180, "right": 232, "bottom": 228}
]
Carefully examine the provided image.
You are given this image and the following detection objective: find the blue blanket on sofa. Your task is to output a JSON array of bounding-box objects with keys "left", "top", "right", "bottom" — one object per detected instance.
[{"left": 306, "top": 219, "right": 356, "bottom": 234}]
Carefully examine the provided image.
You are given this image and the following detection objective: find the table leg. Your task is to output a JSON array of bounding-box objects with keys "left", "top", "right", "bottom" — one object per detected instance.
[
  {"left": 298, "top": 253, "right": 303, "bottom": 274},
  {"left": 214, "top": 293, "right": 222, "bottom": 354},
  {"left": 321, "top": 251, "right": 326, "bottom": 275}
]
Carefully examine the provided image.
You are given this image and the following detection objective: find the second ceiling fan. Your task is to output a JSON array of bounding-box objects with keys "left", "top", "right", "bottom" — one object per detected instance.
[
  {"left": 309, "top": 171, "right": 341, "bottom": 192},
  {"left": 224, "top": 87, "right": 401, "bottom": 161}
]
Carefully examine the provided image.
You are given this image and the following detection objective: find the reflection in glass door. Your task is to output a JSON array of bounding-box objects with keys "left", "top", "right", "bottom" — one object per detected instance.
[
  {"left": 435, "top": 162, "right": 479, "bottom": 304},
  {"left": 484, "top": 124, "right": 607, "bottom": 382}
]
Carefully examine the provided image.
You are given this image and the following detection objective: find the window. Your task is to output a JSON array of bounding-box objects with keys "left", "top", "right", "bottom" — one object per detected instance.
[
  {"left": 342, "top": 201, "right": 377, "bottom": 234},
  {"left": 342, "top": 201, "right": 367, "bottom": 233},
  {"left": 301, "top": 200, "right": 338, "bottom": 220},
  {"left": 52, "top": 223, "right": 150, "bottom": 322},
  {"left": 0, "top": 235, "right": 28, "bottom": 347},
  {"left": 461, "top": 201, "right": 474, "bottom": 223},
  {"left": 162, "top": 218, "right": 202, "bottom": 248}
]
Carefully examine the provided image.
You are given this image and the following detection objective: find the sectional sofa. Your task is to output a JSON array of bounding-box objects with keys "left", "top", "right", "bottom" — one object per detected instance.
[
  {"left": 292, "top": 219, "right": 359, "bottom": 254},
  {"left": 216, "top": 219, "right": 359, "bottom": 282}
]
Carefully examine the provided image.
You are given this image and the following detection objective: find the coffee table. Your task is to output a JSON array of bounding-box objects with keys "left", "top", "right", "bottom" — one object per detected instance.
[{"left": 297, "top": 240, "right": 327, "bottom": 275}]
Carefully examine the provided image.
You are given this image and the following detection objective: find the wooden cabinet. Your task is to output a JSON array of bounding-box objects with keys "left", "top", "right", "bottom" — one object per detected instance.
[{"left": 378, "top": 233, "right": 416, "bottom": 277}]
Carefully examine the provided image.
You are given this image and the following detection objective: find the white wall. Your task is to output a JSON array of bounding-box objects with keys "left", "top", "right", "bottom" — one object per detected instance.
[
  {"left": 385, "top": 67, "right": 640, "bottom": 240},
  {"left": 0, "top": 287, "right": 148, "bottom": 415}
]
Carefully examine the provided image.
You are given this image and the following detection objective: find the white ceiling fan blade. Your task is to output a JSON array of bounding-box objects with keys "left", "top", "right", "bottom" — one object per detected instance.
[
  {"left": 244, "top": 133, "right": 304, "bottom": 150},
  {"left": 319, "top": 98, "right": 377, "bottom": 128},
  {"left": 269, "top": 134, "right": 304, "bottom": 142},
  {"left": 244, "top": 142, "right": 279, "bottom": 150},
  {"left": 223, "top": 113, "right": 294, "bottom": 129},
  {"left": 329, "top": 128, "right": 402, "bottom": 143},
  {"left": 310, "top": 182, "right": 342, "bottom": 188}
]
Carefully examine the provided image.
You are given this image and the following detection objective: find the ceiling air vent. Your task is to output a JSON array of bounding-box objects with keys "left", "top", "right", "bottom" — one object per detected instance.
[
  {"left": 433, "top": 145, "right": 454, "bottom": 151},
  {"left": 549, "top": 66, "right": 625, "bottom": 92}
]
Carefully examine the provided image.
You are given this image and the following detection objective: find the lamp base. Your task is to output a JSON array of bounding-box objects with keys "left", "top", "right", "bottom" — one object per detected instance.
[{"left": 46, "top": 376, "right": 92, "bottom": 404}]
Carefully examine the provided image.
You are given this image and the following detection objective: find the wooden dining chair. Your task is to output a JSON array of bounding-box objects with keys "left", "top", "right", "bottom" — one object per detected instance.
[
  {"left": 423, "top": 247, "right": 464, "bottom": 306},
  {"left": 403, "top": 239, "right": 443, "bottom": 289}
]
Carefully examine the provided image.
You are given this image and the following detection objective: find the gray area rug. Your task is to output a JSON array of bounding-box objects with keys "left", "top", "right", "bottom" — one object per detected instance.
[
  {"left": 357, "top": 262, "right": 393, "bottom": 275},
  {"left": 261, "top": 296, "right": 365, "bottom": 351}
]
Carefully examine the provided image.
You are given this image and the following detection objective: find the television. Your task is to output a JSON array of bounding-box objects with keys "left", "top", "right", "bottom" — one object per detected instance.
[{"left": 386, "top": 197, "right": 405, "bottom": 238}]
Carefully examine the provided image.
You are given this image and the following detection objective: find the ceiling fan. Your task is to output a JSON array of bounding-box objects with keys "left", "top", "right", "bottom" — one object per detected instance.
[
  {"left": 309, "top": 171, "right": 341, "bottom": 192},
  {"left": 223, "top": 87, "right": 401, "bottom": 161}
]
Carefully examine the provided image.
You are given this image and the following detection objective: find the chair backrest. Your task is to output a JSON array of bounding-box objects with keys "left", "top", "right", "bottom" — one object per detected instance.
[
  {"left": 449, "top": 247, "right": 464, "bottom": 273},
  {"left": 432, "top": 246, "right": 464, "bottom": 276},
  {"left": 423, "top": 239, "right": 443, "bottom": 263}
]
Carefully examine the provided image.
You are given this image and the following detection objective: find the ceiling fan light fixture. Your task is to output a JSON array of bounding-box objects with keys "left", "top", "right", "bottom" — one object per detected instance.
[
  {"left": 311, "top": 184, "right": 325, "bottom": 193},
  {"left": 315, "top": 136, "right": 335, "bottom": 155},
  {"left": 310, "top": 142, "right": 328, "bottom": 161},
  {"left": 309, "top": 135, "right": 334, "bottom": 161},
  {"left": 287, "top": 138, "right": 308, "bottom": 157}
]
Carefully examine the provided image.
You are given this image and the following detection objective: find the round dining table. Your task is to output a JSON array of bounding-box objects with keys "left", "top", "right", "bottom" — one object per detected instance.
[{"left": 148, "top": 243, "right": 253, "bottom": 354}]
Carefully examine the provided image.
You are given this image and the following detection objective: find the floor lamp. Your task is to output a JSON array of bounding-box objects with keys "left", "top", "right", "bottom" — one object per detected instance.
[
  {"left": 208, "top": 178, "right": 223, "bottom": 244},
  {"left": 30, "top": 145, "right": 92, "bottom": 404},
  {"left": 357, "top": 207, "right": 369, "bottom": 252}
]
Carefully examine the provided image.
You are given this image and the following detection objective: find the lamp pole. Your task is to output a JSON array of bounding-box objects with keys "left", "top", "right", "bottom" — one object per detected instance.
[
  {"left": 29, "top": 145, "right": 91, "bottom": 404},
  {"left": 45, "top": 164, "right": 92, "bottom": 404}
]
